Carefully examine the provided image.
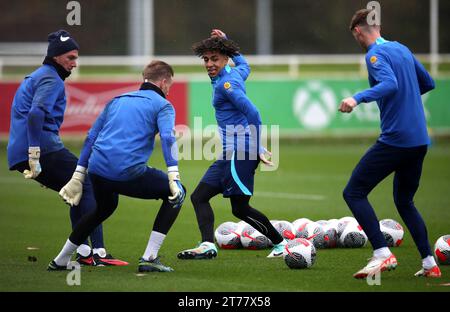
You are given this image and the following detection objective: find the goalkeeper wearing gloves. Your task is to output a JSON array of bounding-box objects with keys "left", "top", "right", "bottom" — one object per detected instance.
[
  {"left": 7, "top": 29, "right": 126, "bottom": 267},
  {"left": 51, "top": 60, "right": 185, "bottom": 273}
]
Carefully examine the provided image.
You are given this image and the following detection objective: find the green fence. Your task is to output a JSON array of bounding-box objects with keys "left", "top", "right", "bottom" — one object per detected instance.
[{"left": 189, "top": 79, "right": 450, "bottom": 135}]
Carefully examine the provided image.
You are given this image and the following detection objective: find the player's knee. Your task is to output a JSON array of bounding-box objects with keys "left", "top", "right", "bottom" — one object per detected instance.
[
  {"left": 343, "top": 184, "right": 366, "bottom": 203},
  {"left": 393, "top": 197, "right": 414, "bottom": 210},
  {"left": 191, "top": 189, "right": 206, "bottom": 206},
  {"left": 231, "top": 208, "right": 245, "bottom": 220},
  {"left": 342, "top": 186, "right": 353, "bottom": 202},
  {"left": 231, "top": 203, "right": 249, "bottom": 220}
]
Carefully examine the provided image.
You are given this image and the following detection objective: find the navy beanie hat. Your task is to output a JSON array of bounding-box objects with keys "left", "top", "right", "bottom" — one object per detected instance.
[{"left": 46, "top": 29, "right": 79, "bottom": 57}]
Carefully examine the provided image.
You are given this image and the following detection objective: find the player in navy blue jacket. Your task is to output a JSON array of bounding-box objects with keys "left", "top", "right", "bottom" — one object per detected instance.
[
  {"left": 49, "top": 61, "right": 185, "bottom": 272},
  {"left": 339, "top": 9, "right": 441, "bottom": 278},
  {"left": 7, "top": 30, "right": 127, "bottom": 267},
  {"left": 177, "top": 29, "right": 285, "bottom": 260}
]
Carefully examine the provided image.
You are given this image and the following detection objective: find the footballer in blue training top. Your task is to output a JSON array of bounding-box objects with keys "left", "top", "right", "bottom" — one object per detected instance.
[
  {"left": 7, "top": 29, "right": 127, "bottom": 267},
  {"left": 50, "top": 60, "right": 185, "bottom": 272},
  {"left": 177, "top": 29, "right": 287, "bottom": 260},
  {"left": 339, "top": 9, "right": 441, "bottom": 279}
]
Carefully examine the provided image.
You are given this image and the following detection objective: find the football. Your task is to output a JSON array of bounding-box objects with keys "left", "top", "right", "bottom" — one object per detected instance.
[
  {"left": 283, "top": 238, "right": 317, "bottom": 269},
  {"left": 271, "top": 220, "right": 296, "bottom": 240},
  {"left": 434, "top": 235, "right": 450, "bottom": 265},
  {"left": 240, "top": 224, "right": 272, "bottom": 249},
  {"left": 292, "top": 218, "right": 312, "bottom": 238},
  {"left": 336, "top": 216, "right": 358, "bottom": 247},
  {"left": 337, "top": 217, "right": 358, "bottom": 236},
  {"left": 379, "top": 219, "right": 404, "bottom": 247},
  {"left": 299, "top": 221, "right": 326, "bottom": 249},
  {"left": 339, "top": 222, "right": 367, "bottom": 248},
  {"left": 316, "top": 220, "right": 329, "bottom": 227},
  {"left": 214, "top": 221, "right": 242, "bottom": 249},
  {"left": 321, "top": 222, "right": 338, "bottom": 248}
]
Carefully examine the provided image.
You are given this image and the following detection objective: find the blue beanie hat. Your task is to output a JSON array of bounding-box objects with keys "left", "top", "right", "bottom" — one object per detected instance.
[{"left": 46, "top": 29, "right": 80, "bottom": 57}]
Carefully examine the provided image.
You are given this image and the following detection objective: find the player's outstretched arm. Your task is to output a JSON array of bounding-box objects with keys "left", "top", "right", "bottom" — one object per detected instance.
[
  {"left": 158, "top": 103, "right": 185, "bottom": 208},
  {"left": 59, "top": 101, "right": 109, "bottom": 206},
  {"left": 24, "top": 77, "right": 61, "bottom": 179},
  {"left": 352, "top": 53, "right": 398, "bottom": 104},
  {"left": 59, "top": 166, "right": 86, "bottom": 206}
]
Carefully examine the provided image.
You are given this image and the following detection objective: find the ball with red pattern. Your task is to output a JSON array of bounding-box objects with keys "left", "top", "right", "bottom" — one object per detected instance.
[
  {"left": 434, "top": 235, "right": 450, "bottom": 265},
  {"left": 283, "top": 238, "right": 316, "bottom": 269},
  {"left": 379, "top": 219, "right": 404, "bottom": 247},
  {"left": 214, "top": 222, "right": 242, "bottom": 249}
]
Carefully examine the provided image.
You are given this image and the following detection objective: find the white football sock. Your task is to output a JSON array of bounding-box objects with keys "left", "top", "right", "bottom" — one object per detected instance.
[
  {"left": 76, "top": 244, "right": 91, "bottom": 257},
  {"left": 373, "top": 247, "right": 392, "bottom": 259},
  {"left": 142, "top": 231, "right": 166, "bottom": 261},
  {"left": 422, "top": 255, "right": 437, "bottom": 269},
  {"left": 54, "top": 239, "right": 78, "bottom": 266}
]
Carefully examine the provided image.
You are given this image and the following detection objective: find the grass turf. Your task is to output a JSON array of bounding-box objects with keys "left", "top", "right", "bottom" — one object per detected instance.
[{"left": 0, "top": 140, "right": 448, "bottom": 292}]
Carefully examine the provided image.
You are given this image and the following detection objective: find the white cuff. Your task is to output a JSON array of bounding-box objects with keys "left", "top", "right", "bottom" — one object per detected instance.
[
  {"left": 75, "top": 165, "right": 87, "bottom": 174},
  {"left": 167, "top": 165, "right": 179, "bottom": 172}
]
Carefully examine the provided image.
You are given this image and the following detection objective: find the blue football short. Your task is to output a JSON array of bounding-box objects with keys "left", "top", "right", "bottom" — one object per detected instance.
[{"left": 200, "top": 151, "right": 259, "bottom": 197}]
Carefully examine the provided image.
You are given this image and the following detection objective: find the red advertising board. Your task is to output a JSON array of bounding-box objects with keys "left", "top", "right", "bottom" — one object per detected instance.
[{"left": 0, "top": 81, "right": 188, "bottom": 135}]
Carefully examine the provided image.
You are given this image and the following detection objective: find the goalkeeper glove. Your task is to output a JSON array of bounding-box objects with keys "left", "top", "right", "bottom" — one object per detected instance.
[
  {"left": 59, "top": 166, "right": 86, "bottom": 207},
  {"left": 168, "top": 166, "right": 185, "bottom": 209},
  {"left": 23, "top": 146, "right": 42, "bottom": 179}
]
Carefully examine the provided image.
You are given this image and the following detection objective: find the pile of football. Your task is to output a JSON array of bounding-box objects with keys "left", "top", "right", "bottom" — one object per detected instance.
[{"left": 214, "top": 217, "right": 406, "bottom": 270}]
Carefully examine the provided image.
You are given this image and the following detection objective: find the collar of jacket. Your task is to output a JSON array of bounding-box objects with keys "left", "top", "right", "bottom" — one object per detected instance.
[
  {"left": 211, "top": 64, "right": 232, "bottom": 84},
  {"left": 42, "top": 56, "right": 71, "bottom": 81},
  {"left": 139, "top": 82, "right": 166, "bottom": 98},
  {"left": 367, "top": 36, "right": 388, "bottom": 51}
]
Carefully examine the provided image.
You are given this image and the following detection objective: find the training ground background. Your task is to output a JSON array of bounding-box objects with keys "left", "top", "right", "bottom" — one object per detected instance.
[{"left": 0, "top": 139, "right": 448, "bottom": 292}]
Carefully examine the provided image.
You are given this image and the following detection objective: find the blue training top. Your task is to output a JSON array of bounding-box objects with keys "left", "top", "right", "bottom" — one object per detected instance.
[
  {"left": 7, "top": 64, "right": 66, "bottom": 169},
  {"left": 353, "top": 37, "right": 435, "bottom": 148},
  {"left": 211, "top": 54, "right": 264, "bottom": 158},
  {"left": 78, "top": 83, "right": 178, "bottom": 181}
]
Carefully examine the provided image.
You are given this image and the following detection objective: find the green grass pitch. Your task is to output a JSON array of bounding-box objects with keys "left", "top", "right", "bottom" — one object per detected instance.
[{"left": 0, "top": 140, "right": 448, "bottom": 292}]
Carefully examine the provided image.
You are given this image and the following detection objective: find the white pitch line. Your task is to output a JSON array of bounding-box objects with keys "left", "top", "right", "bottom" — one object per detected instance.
[{"left": 254, "top": 191, "right": 325, "bottom": 201}]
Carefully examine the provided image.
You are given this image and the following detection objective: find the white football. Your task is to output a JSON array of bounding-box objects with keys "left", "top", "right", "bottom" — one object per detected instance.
[
  {"left": 379, "top": 219, "right": 404, "bottom": 247},
  {"left": 316, "top": 220, "right": 329, "bottom": 227},
  {"left": 434, "top": 235, "right": 450, "bottom": 265},
  {"left": 299, "top": 221, "right": 327, "bottom": 249},
  {"left": 292, "top": 218, "right": 312, "bottom": 238},
  {"left": 271, "top": 220, "right": 296, "bottom": 240},
  {"left": 321, "top": 223, "right": 338, "bottom": 248},
  {"left": 214, "top": 221, "right": 242, "bottom": 249},
  {"left": 236, "top": 220, "right": 248, "bottom": 232},
  {"left": 240, "top": 224, "right": 272, "bottom": 250},
  {"left": 337, "top": 217, "right": 358, "bottom": 247},
  {"left": 327, "top": 219, "right": 339, "bottom": 232},
  {"left": 339, "top": 222, "right": 368, "bottom": 248},
  {"left": 283, "top": 238, "right": 317, "bottom": 269}
]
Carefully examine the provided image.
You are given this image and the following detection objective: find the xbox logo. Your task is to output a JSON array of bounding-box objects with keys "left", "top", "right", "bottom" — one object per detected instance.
[{"left": 293, "top": 81, "right": 337, "bottom": 130}]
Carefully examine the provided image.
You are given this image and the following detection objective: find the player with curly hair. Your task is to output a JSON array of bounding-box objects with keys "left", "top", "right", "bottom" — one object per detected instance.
[{"left": 177, "top": 29, "right": 286, "bottom": 260}]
